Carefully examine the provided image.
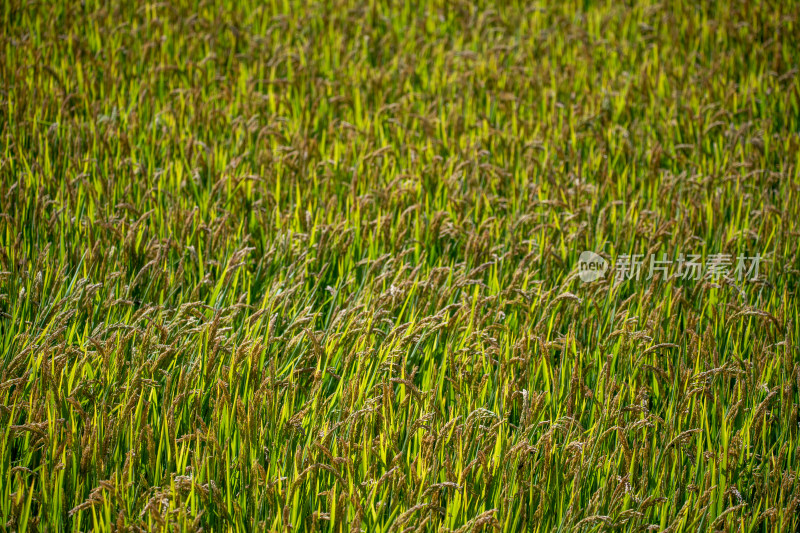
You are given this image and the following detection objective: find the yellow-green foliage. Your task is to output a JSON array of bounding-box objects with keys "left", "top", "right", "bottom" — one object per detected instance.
[{"left": 1, "top": 0, "right": 799, "bottom": 531}]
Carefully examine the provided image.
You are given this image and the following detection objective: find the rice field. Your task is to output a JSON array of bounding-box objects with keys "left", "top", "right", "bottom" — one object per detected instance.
[{"left": 1, "top": 0, "right": 800, "bottom": 531}]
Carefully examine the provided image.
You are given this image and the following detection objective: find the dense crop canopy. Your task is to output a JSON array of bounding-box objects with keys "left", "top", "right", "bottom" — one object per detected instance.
[{"left": 1, "top": 0, "right": 799, "bottom": 531}]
